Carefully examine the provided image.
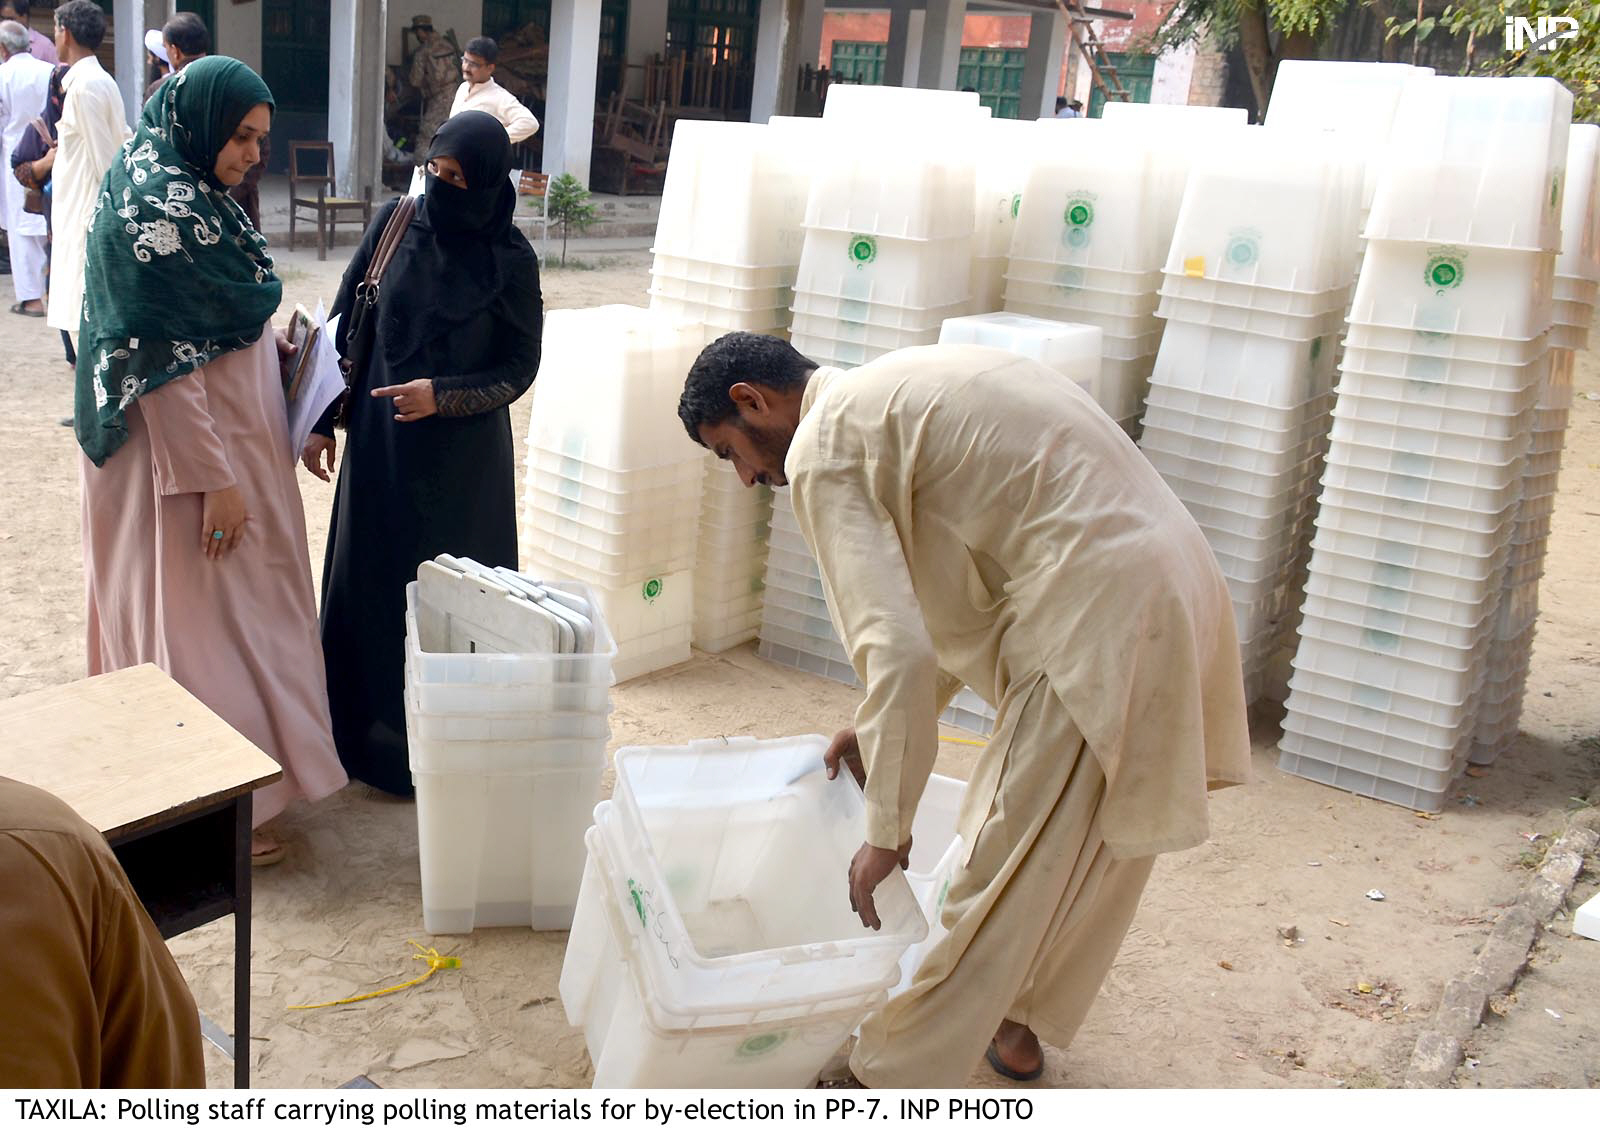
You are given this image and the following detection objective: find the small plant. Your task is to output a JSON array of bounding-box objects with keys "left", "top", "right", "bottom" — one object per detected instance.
[{"left": 544, "top": 173, "right": 601, "bottom": 267}]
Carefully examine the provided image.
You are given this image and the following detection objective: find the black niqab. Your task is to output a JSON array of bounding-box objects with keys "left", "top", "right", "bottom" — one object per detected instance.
[{"left": 378, "top": 111, "right": 536, "bottom": 379}]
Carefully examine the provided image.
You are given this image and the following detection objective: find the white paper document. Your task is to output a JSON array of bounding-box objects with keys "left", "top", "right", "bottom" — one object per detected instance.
[{"left": 285, "top": 303, "right": 347, "bottom": 465}]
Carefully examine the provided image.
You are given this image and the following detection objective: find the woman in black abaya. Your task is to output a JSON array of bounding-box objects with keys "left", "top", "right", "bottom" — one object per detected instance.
[{"left": 304, "top": 111, "right": 542, "bottom": 795}]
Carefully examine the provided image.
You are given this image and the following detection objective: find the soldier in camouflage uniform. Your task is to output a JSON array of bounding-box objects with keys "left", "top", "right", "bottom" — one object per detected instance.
[{"left": 407, "top": 15, "right": 459, "bottom": 157}]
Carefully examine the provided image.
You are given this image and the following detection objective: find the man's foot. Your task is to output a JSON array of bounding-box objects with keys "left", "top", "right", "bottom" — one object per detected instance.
[
  {"left": 251, "top": 834, "right": 286, "bottom": 867},
  {"left": 58, "top": 416, "right": 74, "bottom": 428},
  {"left": 816, "top": 1072, "right": 865, "bottom": 1089},
  {"left": 985, "top": 1019, "right": 1044, "bottom": 1081},
  {"left": 9, "top": 301, "right": 43, "bottom": 317}
]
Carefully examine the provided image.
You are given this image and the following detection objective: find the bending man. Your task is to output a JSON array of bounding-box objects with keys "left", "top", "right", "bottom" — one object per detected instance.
[{"left": 678, "top": 335, "right": 1251, "bottom": 1087}]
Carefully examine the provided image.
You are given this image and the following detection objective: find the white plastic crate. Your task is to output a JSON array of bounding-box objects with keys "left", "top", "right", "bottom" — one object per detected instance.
[
  {"left": 653, "top": 119, "right": 820, "bottom": 268},
  {"left": 405, "top": 578, "right": 616, "bottom": 692},
  {"left": 529, "top": 446, "right": 705, "bottom": 500},
  {"left": 1002, "top": 275, "right": 1160, "bottom": 317},
  {"left": 1347, "top": 241, "right": 1555, "bottom": 339},
  {"left": 1304, "top": 532, "right": 1506, "bottom": 609},
  {"left": 1006, "top": 258, "right": 1164, "bottom": 295},
  {"left": 1152, "top": 320, "right": 1339, "bottom": 405},
  {"left": 788, "top": 311, "right": 948, "bottom": 352},
  {"left": 1157, "top": 289, "right": 1348, "bottom": 340},
  {"left": 1292, "top": 628, "right": 1481, "bottom": 705},
  {"left": 795, "top": 228, "right": 973, "bottom": 310},
  {"left": 1289, "top": 655, "right": 1484, "bottom": 731},
  {"left": 803, "top": 129, "right": 977, "bottom": 242},
  {"left": 530, "top": 306, "right": 709, "bottom": 470},
  {"left": 756, "top": 632, "right": 859, "bottom": 687},
  {"left": 1140, "top": 421, "right": 1323, "bottom": 477},
  {"left": 561, "top": 814, "right": 888, "bottom": 1088},
  {"left": 1365, "top": 76, "right": 1572, "bottom": 253},
  {"left": 1321, "top": 442, "right": 1527, "bottom": 514},
  {"left": 1161, "top": 272, "right": 1351, "bottom": 316},
  {"left": 1331, "top": 387, "right": 1534, "bottom": 439},
  {"left": 1277, "top": 717, "right": 1463, "bottom": 813},
  {"left": 1143, "top": 383, "right": 1333, "bottom": 435},
  {"left": 790, "top": 289, "right": 971, "bottom": 331},
  {"left": 937, "top": 311, "right": 1104, "bottom": 401},
  {"left": 1333, "top": 362, "right": 1539, "bottom": 418},
  {"left": 1008, "top": 121, "right": 1187, "bottom": 272},
  {"left": 938, "top": 688, "right": 996, "bottom": 738},
  {"left": 1342, "top": 323, "right": 1550, "bottom": 367},
  {"left": 649, "top": 252, "right": 792, "bottom": 289},
  {"left": 1285, "top": 677, "right": 1471, "bottom": 753},
  {"left": 650, "top": 273, "right": 794, "bottom": 312},
  {"left": 647, "top": 294, "right": 789, "bottom": 335},
  {"left": 1151, "top": 453, "right": 1327, "bottom": 519},
  {"left": 608, "top": 737, "right": 927, "bottom": 1010},
  {"left": 525, "top": 520, "right": 698, "bottom": 585},
  {"left": 410, "top": 729, "right": 607, "bottom": 934},
  {"left": 1163, "top": 129, "right": 1363, "bottom": 294}
]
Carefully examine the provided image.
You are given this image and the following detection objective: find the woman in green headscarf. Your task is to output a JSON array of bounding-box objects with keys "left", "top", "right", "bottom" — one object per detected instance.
[{"left": 76, "top": 56, "right": 346, "bottom": 865}]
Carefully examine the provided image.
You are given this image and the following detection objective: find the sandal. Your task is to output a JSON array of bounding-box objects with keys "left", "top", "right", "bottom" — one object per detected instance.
[
  {"left": 251, "top": 836, "right": 286, "bottom": 867},
  {"left": 9, "top": 302, "right": 44, "bottom": 317},
  {"left": 985, "top": 1040, "right": 1044, "bottom": 1082}
]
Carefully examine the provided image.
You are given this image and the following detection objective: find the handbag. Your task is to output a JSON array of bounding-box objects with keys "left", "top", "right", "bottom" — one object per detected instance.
[
  {"left": 334, "top": 196, "right": 416, "bottom": 428},
  {"left": 16, "top": 119, "right": 50, "bottom": 215}
]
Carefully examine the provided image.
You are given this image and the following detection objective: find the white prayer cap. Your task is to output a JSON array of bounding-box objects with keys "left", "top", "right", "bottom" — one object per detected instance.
[{"left": 145, "top": 29, "right": 170, "bottom": 66}]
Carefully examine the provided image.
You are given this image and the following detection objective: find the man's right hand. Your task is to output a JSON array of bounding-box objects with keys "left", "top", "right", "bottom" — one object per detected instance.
[{"left": 823, "top": 727, "right": 866, "bottom": 789}]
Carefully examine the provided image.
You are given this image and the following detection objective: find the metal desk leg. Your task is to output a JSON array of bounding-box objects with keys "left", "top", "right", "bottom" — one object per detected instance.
[{"left": 233, "top": 798, "right": 252, "bottom": 1089}]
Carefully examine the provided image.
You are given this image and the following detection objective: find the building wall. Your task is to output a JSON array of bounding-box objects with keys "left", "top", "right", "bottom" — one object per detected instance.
[
  {"left": 1186, "top": 43, "right": 1229, "bottom": 107},
  {"left": 215, "top": 0, "right": 263, "bottom": 72},
  {"left": 818, "top": 10, "right": 1034, "bottom": 68}
]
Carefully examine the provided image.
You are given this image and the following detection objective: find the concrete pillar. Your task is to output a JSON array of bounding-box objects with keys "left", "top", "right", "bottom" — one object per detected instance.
[
  {"left": 543, "top": 0, "right": 602, "bottom": 186},
  {"left": 329, "top": 0, "right": 386, "bottom": 199},
  {"left": 917, "top": 0, "right": 966, "bottom": 91},
  {"left": 1020, "top": 11, "right": 1067, "bottom": 119},
  {"left": 883, "top": 0, "right": 911, "bottom": 86},
  {"left": 624, "top": 0, "right": 668, "bottom": 100},
  {"left": 112, "top": 0, "right": 167, "bottom": 126},
  {"left": 750, "top": 0, "right": 824, "bottom": 123}
]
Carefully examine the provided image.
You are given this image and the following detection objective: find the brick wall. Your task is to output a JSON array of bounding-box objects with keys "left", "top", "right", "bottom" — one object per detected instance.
[{"left": 1186, "top": 44, "right": 1229, "bottom": 107}]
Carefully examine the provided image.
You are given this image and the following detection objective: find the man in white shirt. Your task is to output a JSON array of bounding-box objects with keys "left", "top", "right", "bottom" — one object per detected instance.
[
  {"left": 46, "top": 1, "right": 128, "bottom": 338},
  {"left": 0, "top": 2, "right": 57, "bottom": 65},
  {"left": 449, "top": 36, "right": 538, "bottom": 145},
  {"left": 0, "top": 19, "right": 52, "bottom": 314}
]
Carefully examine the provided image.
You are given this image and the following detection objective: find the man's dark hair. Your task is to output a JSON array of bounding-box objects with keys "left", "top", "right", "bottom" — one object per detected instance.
[
  {"left": 464, "top": 36, "right": 498, "bottom": 64},
  {"left": 54, "top": 0, "right": 105, "bottom": 51},
  {"left": 3, "top": 1, "right": 32, "bottom": 18},
  {"left": 1055, "top": 96, "right": 1068, "bottom": 112},
  {"left": 678, "top": 333, "right": 816, "bottom": 444},
  {"left": 163, "top": 12, "right": 211, "bottom": 56}
]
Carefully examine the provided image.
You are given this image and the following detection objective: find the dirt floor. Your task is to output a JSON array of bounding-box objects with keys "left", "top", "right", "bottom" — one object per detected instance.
[{"left": 1, "top": 239, "right": 1595, "bottom": 1090}]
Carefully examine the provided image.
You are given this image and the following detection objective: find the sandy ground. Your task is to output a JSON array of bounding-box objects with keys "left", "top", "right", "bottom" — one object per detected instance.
[{"left": 1, "top": 239, "right": 1596, "bottom": 1090}]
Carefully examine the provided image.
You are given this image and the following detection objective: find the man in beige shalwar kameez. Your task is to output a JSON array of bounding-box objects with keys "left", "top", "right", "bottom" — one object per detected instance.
[{"left": 679, "top": 335, "right": 1252, "bottom": 1087}]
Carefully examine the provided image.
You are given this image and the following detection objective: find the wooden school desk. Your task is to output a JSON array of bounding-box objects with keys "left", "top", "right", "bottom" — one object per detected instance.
[{"left": 0, "top": 664, "right": 282, "bottom": 1087}]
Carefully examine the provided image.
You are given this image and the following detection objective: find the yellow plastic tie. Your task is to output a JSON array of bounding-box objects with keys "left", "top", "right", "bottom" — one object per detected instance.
[
  {"left": 1183, "top": 255, "right": 1206, "bottom": 278},
  {"left": 289, "top": 941, "right": 461, "bottom": 1010},
  {"left": 939, "top": 734, "right": 987, "bottom": 748}
]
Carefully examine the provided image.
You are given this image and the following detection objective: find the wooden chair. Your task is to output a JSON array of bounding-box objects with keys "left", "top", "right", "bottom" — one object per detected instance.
[
  {"left": 288, "top": 142, "right": 373, "bottom": 261},
  {"left": 517, "top": 170, "right": 550, "bottom": 250}
]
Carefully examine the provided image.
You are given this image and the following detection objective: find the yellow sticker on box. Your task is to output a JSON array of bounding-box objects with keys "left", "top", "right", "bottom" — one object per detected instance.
[{"left": 1183, "top": 256, "right": 1205, "bottom": 278}]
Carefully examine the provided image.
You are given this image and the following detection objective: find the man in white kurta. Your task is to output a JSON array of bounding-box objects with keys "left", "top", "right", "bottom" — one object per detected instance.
[
  {"left": 449, "top": 37, "right": 539, "bottom": 145},
  {"left": 0, "top": 21, "right": 52, "bottom": 310},
  {"left": 45, "top": 18, "right": 127, "bottom": 335},
  {"left": 680, "top": 337, "right": 1252, "bottom": 1086}
]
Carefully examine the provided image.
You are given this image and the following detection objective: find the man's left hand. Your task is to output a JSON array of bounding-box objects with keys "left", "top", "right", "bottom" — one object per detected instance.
[{"left": 848, "top": 838, "right": 913, "bottom": 931}]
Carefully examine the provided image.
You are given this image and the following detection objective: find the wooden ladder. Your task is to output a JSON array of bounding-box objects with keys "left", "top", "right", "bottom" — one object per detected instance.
[{"left": 1055, "top": 1, "right": 1132, "bottom": 104}]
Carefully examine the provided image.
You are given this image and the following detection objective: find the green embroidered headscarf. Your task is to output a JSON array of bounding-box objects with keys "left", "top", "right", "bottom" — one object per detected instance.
[{"left": 75, "top": 56, "right": 281, "bottom": 466}]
